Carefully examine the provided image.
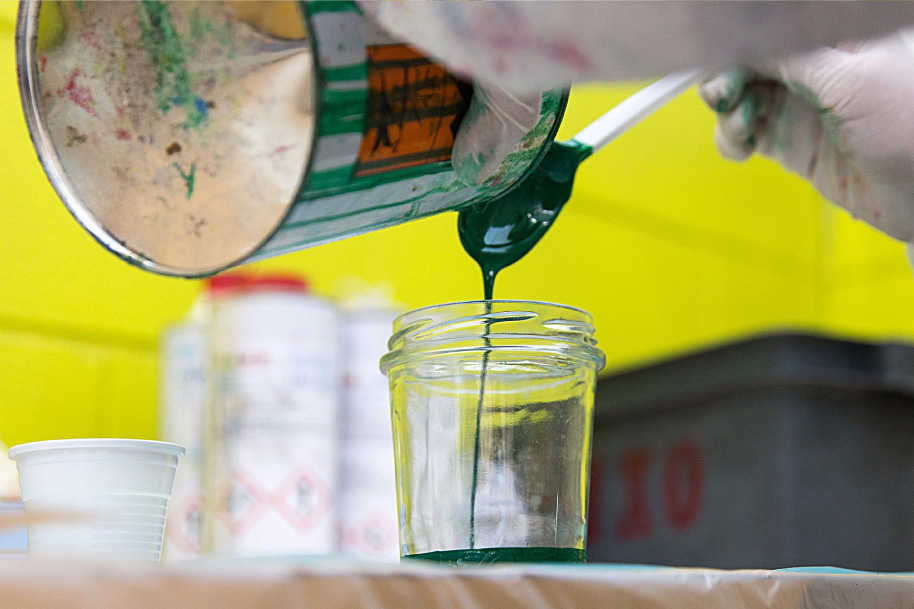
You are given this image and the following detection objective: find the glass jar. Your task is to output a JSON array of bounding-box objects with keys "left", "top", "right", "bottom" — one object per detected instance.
[{"left": 380, "top": 301, "right": 605, "bottom": 564}]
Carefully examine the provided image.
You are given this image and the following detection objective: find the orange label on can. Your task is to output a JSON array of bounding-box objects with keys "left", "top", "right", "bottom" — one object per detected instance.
[{"left": 355, "top": 45, "right": 471, "bottom": 178}]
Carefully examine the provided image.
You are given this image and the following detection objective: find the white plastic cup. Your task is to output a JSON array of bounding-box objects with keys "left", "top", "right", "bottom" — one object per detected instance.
[{"left": 9, "top": 439, "right": 185, "bottom": 562}]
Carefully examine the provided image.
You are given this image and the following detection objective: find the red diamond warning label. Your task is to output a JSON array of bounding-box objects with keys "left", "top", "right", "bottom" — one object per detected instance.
[
  {"left": 216, "top": 469, "right": 269, "bottom": 536},
  {"left": 271, "top": 468, "right": 332, "bottom": 533},
  {"left": 346, "top": 514, "right": 398, "bottom": 555},
  {"left": 167, "top": 493, "right": 205, "bottom": 555}
]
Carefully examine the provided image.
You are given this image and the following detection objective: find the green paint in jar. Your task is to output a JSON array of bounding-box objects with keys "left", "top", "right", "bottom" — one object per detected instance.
[{"left": 405, "top": 547, "right": 586, "bottom": 566}]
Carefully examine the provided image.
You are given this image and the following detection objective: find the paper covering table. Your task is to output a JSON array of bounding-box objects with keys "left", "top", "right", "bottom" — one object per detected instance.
[{"left": 0, "top": 561, "right": 911, "bottom": 609}]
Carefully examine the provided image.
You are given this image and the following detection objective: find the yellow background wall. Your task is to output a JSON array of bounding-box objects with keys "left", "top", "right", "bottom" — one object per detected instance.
[{"left": 3, "top": 3, "right": 914, "bottom": 447}]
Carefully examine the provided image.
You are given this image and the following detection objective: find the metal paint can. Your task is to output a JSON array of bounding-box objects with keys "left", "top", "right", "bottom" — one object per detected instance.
[{"left": 17, "top": 0, "right": 566, "bottom": 277}]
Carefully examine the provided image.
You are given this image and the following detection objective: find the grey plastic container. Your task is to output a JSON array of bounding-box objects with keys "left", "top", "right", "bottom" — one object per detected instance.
[{"left": 587, "top": 333, "right": 914, "bottom": 571}]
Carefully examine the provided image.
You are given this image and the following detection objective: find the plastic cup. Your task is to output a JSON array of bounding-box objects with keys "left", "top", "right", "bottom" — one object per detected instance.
[{"left": 9, "top": 439, "right": 185, "bottom": 563}]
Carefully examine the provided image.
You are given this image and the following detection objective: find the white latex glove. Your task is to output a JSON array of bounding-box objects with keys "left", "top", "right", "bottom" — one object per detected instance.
[
  {"left": 452, "top": 84, "right": 544, "bottom": 187},
  {"left": 699, "top": 30, "right": 914, "bottom": 243}
]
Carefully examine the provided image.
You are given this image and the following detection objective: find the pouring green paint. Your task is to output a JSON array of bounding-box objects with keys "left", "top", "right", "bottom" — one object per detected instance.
[
  {"left": 459, "top": 70, "right": 703, "bottom": 300},
  {"left": 457, "top": 137, "right": 591, "bottom": 551},
  {"left": 459, "top": 139, "right": 591, "bottom": 300},
  {"left": 451, "top": 71, "right": 703, "bottom": 556}
]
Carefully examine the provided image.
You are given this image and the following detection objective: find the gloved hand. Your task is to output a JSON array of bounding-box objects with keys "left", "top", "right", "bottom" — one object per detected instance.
[{"left": 699, "top": 30, "right": 914, "bottom": 242}]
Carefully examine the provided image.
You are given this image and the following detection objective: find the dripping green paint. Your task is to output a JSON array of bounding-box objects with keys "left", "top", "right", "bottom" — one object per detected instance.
[
  {"left": 457, "top": 138, "right": 591, "bottom": 550},
  {"left": 458, "top": 139, "right": 592, "bottom": 299}
]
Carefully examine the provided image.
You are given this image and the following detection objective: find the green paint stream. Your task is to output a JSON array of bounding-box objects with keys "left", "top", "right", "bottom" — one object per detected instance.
[
  {"left": 457, "top": 138, "right": 591, "bottom": 550},
  {"left": 452, "top": 71, "right": 697, "bottom": 556}
]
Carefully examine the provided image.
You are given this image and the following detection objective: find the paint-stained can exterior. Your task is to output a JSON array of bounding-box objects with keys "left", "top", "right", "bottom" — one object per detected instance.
[{"left": 17, "top": 0, "right": 567, "bottom": 277}]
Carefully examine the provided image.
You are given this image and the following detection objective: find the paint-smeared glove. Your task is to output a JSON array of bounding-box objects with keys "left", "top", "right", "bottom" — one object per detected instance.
[
  {"left": 451, "top": 84, "right": 544, "bottom": 186},
  {"left": 699, "top": 30, "right": 914, "bottom": 242}
]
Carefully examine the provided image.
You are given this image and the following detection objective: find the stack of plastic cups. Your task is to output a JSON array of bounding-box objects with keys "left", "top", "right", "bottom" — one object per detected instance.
[{"left": 10, "top": 439, "right": 184, "bottom": 562}]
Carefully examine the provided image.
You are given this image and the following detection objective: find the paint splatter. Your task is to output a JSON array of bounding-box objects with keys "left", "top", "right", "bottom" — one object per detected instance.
[
  {"left": 216, "top": 18, "right": 236, "bottom": 59},
  {"left": 58, "top": 69, "right": 97, "bottom": 117},
  {"left": 115, "top": 128, "right": 131, "bottom": 140},
  {"left": 79, "top": 25, "right": 102, "bottom": 50},
  {"left": 188, "top": 214, "right": 207, "bottom": 237},
  {"left": 189, "top": 5, "right": 215, "bottom": 41},
  {"left": 193, "top": 96, "right": 210, "bottom": 121},
  {"left": 272, "top": 144, "right": 296, "bottom": 155},
  {"left": 173, "top": 161, "right": 196, "bottom": 200},
  {"left": 65, "top": 126, "right": 87, "bottom": 147},
  {"left": 137, "top": 1, "right": 207, "bottom": 129}
]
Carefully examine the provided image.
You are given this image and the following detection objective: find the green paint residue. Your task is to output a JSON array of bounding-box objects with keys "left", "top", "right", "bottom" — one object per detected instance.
[
  {"left": 743, "top": 90, "right": 761, "bottom": 128},
  {"left": 480, "top": 93, "right": 564, "bottom": 191},
  {"left": 786, "top": 80, "right": 843, "bottom": 148},
  {"left": 405, "top": 547, "right": 586, "bottom": 566},
  {"left": 714, "top": 68, "right": 749, "bottom": 114},
  {"left": 137, "top": 1, "right": 207, "bottom": 128},
  {"left": 459, "top": 139, "right": 591, "bottom": 300},
  {"left": 788, "top": 81, "right": 822, "bottom": 110},
  {"left": 189, "top": 6, "right": 215, "bottom": 41},
  {"left": 216, "top": 17, "right": 236, "bottom": 60},
  {"left": 461, "top": 144, "right": 591, "bottom": 543},
  {"left": 173, "top": 162, "right": 196, "bottom": 200}
]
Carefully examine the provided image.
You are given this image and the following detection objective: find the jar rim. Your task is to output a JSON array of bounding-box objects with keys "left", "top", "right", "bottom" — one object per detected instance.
[
  {"left": 397, "top": 299, "right": 593, "bottom": 319},
  {"left": 381, "top": 300, "right": 604, "bottom": 374}
]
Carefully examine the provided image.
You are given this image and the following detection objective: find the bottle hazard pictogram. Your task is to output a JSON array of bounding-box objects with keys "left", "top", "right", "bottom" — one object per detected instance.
[
  {"left": 348, "top": 513, "right": 398, "bottom": 555},
  {"left": 166, "top": 493, "right": 204, "bottom": 554},
  {"left": 271, "top": 467, "right": 332, "bottom": 533},
  {"left": 216, "top": 469, "right": 269, "bottom": 536}
]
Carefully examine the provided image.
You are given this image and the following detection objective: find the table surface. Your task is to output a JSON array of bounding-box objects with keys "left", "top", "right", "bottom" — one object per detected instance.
[{"left": 0, "top": 561, "right": 912, "bottom": 609}]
